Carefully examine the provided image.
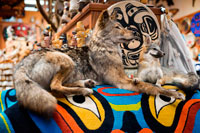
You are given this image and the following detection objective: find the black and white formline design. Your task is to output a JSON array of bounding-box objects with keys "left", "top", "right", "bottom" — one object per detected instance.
[{"left": 109, "top": 1, "right": 160, "bottom": 68}]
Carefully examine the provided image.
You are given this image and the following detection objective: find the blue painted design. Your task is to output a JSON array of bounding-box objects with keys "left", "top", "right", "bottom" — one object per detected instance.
[
  {"left": 93, "top": 85, "right": 150, "bottom": 130},
  {"left": 193, "top": 109, "right": 200, "bottom": 133},
  {"left": 191, "top": 90, "right": 200, "bottom": 99},
  {"left": 1, "top": 89, "right": 17, "bottom": 112},
  {"left": 191, "top": 12, "right": 200, "bottom": 37},
  {"left": 0, "top": 112, "right": 14, "bottom": 133},
  {"left": 28, "top": 112, "right": 62, "bottom": 133}
]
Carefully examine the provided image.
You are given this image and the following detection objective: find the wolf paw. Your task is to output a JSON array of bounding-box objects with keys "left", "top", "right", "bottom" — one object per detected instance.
[
  {"left": 133, "top": 78, "right": 140, "bottom": 85},
  {"left": 81, "top": 88, "right": 94, "bottom": 96},
  {"left": 84, "top": 79, "right": 96, "bottom": 88},
  {"left": 175, "top": 92, "right": 185, "bottom": 101}
]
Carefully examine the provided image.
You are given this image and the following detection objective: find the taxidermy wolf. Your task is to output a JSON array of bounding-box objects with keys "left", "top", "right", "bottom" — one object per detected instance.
[
  {"left": 14, "top": 10, "right": 184, "bottom": 117},
  {"left": 137, "top": 36, "right": 199, "bottom": 92}
]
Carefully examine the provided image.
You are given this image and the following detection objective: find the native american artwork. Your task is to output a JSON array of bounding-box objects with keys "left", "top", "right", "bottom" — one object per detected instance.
[
  {"left": 181, "top": 18, "right": 191, "bottom": 34},
  {"left": 184, "top": 32, "right": 196, "bottom": 48},
  {"left": 108, "top": 1, "right": 160, "bottom": 68},
  {"left": 0, "top": 84, "right": 200, "bottom": 132},
  {"left": 191, "top": 12, "right": 200, "bottom": 37},
  {"left": 196, "top": 37, "right": 200, "bottom": 46}
]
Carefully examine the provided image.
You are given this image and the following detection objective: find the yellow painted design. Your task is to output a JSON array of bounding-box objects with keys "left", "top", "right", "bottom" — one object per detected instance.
[
  {"left": 0, "top": 114, "right": 11, "bottom": 133},
  {"left": 0, "top": 91, "right": 4, "bottom": 111},
  {"left": 58, "top": 95, "right": 105, "bottom": 130},
  {"left": 109, "top": 101, "right": 141, "bottom": 111},
  {"left": 149, "top": 85, "right": 185, "bottom": 127},
  {"left": 163, "top": 85, "right": 185, "bottom": 95},
  {"left": 162, "top": 85, "right": 179, "bottom": 90}
]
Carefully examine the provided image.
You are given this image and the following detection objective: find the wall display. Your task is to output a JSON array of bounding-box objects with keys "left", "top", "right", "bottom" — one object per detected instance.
[
  {"left": 108, "top": 1, "right": 160, "bottom": 68},
  {"left": 0, "top": 60, "right": 14, "bottom": 91},
  {"left": 0, "top": 0, "right": 25, "bottom": 18},
  {"left": 181, "top": 18, "right": 191, "bottom": 34},
  {"left": 191, "top": 12, "right": 200, "bottom": 37},
  {"left": 184, "top": 32, "right": 196, "bottom": 48},
  {"left": 12, "top": 24, "right": 30, "bottom": 37},
  {"left": 196, "top": 37, "right": 200, "bottom": 46},
  {"left": 3, "top": 24, "right": 30, "bottom": 40},
  {"left": 190, "top": 46, "right": 199, "bottom": 60}
]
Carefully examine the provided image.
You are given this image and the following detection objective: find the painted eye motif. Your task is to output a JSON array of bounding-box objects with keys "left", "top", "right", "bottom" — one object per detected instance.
[
  {"left": 128, "top": 8, "right": 136, "bottom": 17},
  {"left": 22, "top": 27, "right": 26, "bottom": 31},
  {"left": 67, "top": 95, "right": 100, "bottom": 118},
  {"left": 155, "top": 92, "right": 176, "bottom": 117},
  {"left": 116, "top": 13, "right": 123, "bottom": 20},
  {"left": 141, "top": 23, "right": 147, "bottom": 33}
]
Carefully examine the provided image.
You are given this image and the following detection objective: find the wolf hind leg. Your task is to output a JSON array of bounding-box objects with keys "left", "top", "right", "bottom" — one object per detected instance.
[
  {"left": 45, "top": 51, "right": 94, "bottom": 96},
  {"left": 50, "top": 70, "right": 93, "bottom": 96},
  {"left": 171, "top": 72, "right": 200, "bottom": 91},
  {"left": 184, "top": 72, "right": 199, "bottom": 90}
]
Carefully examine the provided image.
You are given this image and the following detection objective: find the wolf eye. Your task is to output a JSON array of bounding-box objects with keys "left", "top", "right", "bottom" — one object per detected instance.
[{"left": 153, "top": 48, "right": 157, "bottom": 50}]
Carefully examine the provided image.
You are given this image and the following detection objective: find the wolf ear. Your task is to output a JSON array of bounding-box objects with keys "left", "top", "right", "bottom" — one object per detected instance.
[
  {"left": 98, "top": 10, "right": 110, "bottom": 29},
  {"left": 144, "top": 35, "right": 151, "bottom": 46}
]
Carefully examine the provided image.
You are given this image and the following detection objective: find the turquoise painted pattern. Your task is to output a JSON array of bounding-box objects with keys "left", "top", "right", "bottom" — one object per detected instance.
[{"left": 0, "top": 85, "right": 200, "bottom": 132}]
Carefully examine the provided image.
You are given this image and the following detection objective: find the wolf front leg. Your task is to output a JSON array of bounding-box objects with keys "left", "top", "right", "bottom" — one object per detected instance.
[
  {"left": 63, "top": 79, "right": 97, "bottom": 88},
  {"left": 156, "top": 78, "right": 166, "bottom": 87},
  {"left": 105, "top": 68, "right": 185, "bottom": 100},
  {"left": 45, "top": 51, "right": 93, "bottom": 96}
]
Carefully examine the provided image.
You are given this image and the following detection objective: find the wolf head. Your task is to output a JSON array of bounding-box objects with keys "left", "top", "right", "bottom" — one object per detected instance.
[
  {"left": 92, "top": 10, "right": 135, "bottom": 44},
  {"left": 142, "top": 35, "right": 165, "bottom": 58}
]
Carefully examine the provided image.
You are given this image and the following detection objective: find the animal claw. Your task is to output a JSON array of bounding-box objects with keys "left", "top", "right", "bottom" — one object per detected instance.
[{"left": 84, "top": 79, "right": 96, "bottom": 88}]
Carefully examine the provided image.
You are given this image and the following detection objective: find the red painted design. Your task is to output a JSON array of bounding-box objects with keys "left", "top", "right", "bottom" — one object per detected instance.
[
  {"left": 184, "top": 102, "right": 200, "bottom": 132},
  {"left": 97, "top": 87, "right": 140, "bottom": 96},
  {"left": 53, "top": 111, "right": 72, "bottom": 133},
  {"left": 175, "top": 99, "right": 200, "bottom": 132}
]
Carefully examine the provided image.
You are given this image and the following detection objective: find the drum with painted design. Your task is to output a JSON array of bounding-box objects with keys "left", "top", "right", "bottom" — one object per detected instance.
[{"left": 107, "top": 1, "right": 160, "bottom": 68}]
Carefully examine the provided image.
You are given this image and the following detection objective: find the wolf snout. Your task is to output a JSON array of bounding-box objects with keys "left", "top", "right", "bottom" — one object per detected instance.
[
  {"left": 159, "top": 51, "right": 165, "bottom": 57},
  {"left": 162, "top": 52, "right": 165, "bottom": 56}
]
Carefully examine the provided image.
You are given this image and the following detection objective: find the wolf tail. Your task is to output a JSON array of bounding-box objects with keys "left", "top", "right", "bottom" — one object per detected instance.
[
  {"left": 14, "top": 68, "right": 57, "bottom": 118},
  {"left": 179, "top": 72, "right": 200, "bottom": 92}
]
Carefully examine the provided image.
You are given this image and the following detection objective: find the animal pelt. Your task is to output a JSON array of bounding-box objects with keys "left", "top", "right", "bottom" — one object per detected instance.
[{"left": 14, "top": 10, "right": 184, "bottom": 118}]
